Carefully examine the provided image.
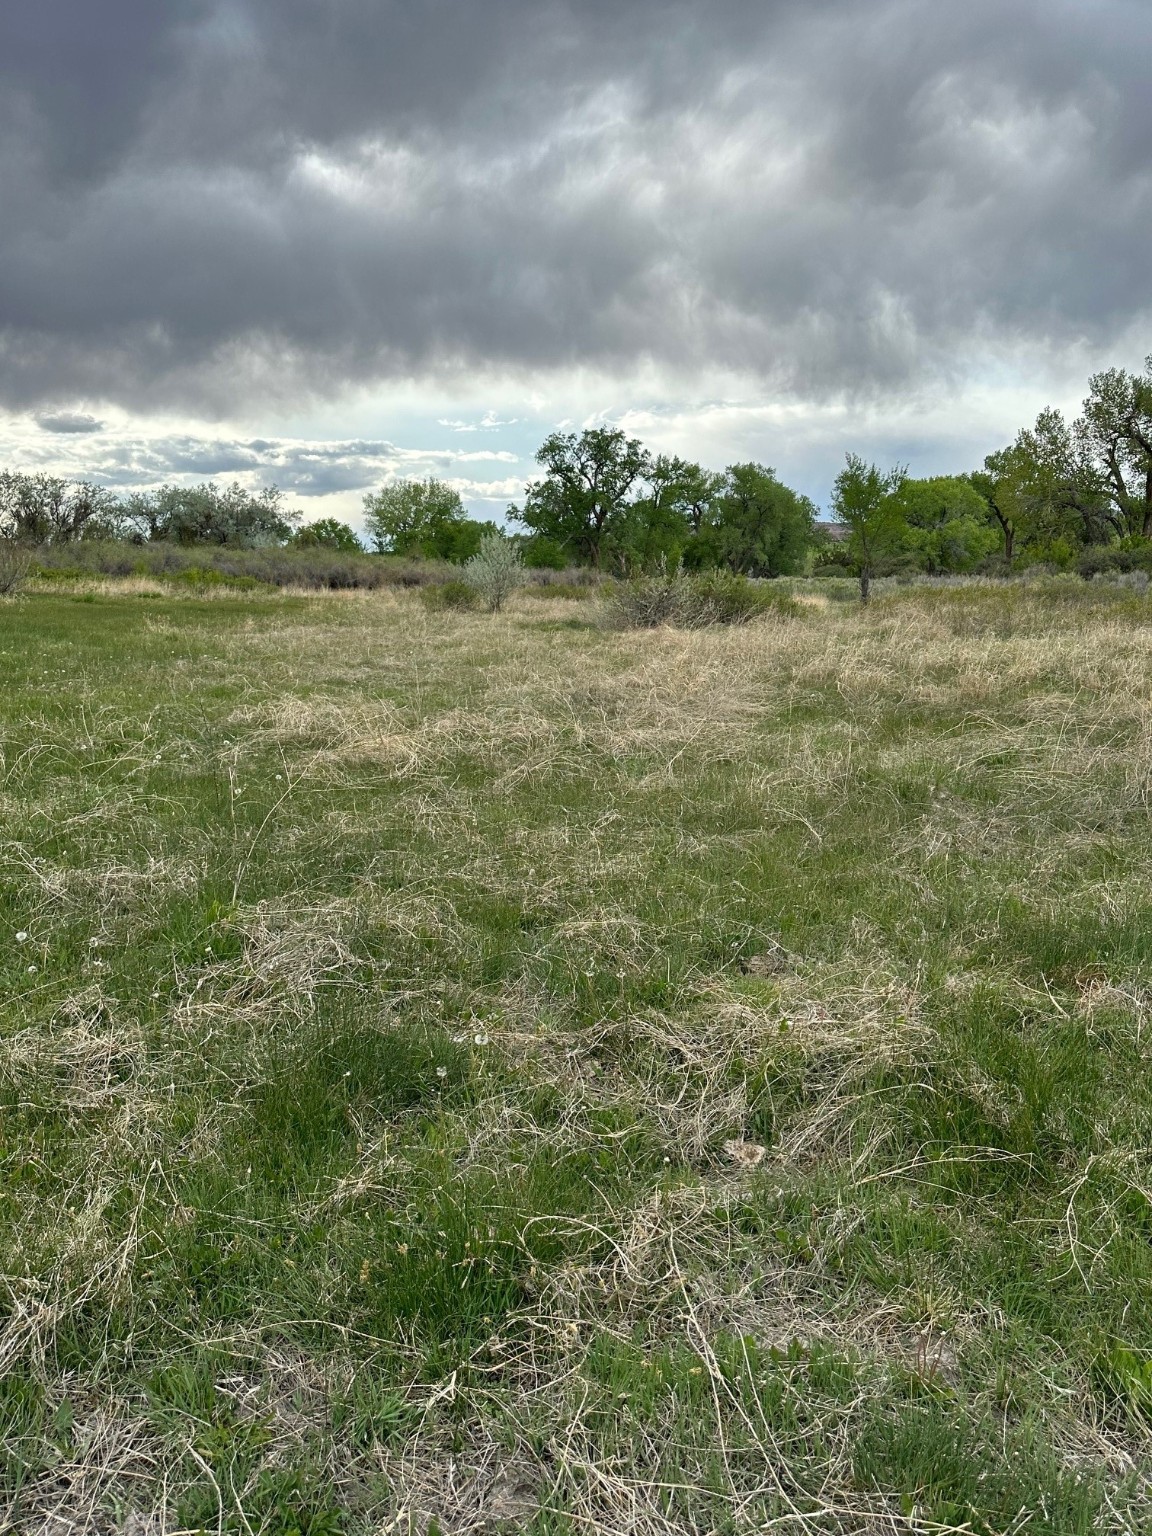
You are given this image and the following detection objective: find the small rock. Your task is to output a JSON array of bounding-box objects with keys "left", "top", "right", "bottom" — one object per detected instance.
[{"left": 723, "top": 1138, "right": 767, "bottom": 1167}]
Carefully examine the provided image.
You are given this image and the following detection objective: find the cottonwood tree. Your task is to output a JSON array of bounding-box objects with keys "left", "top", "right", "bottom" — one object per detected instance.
[
  {"left": 291, "top": 518, "right": 363, "bottom": 551},
  {"left": 703, "top": 462, "right": 816, "bottom": 576},
  {"left": 831, "top": 455, "right": 907, "bottom": 603},
  {"left": 889, "top": 476, "right": 999, "bottom": 573},
  {"left": 362, "top": 478, "right": 494, "bottom": 561},
  {"left": 975, "top": 408, "right": 1105, "bottom": 562},
  {"left": 619, "top": 455, "right": 723, "bottom": 569},
  {"left": 1076, "top": 361, "right": 1152, "bottom": 539},
  {"left": 515, "top": 428, "right": 651, "bottom": 569},
  {"left": 658, "top": 457, "right": 724, "bottom": 535}
]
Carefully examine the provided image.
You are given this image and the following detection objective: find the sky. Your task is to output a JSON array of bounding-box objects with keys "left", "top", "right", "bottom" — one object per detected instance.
[{"left": 1, "top": 0, "right": 1149, "bottom": 532}]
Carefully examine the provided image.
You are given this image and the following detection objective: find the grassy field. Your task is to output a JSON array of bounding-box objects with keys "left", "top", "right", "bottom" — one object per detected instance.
[{"left": 3, "top": 578, "right": 1152, "bottom": 1534}]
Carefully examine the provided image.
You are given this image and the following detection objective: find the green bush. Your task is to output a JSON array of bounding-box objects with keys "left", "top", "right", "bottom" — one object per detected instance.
[
  {"left": 520, "top": 535, "right": 570, "bottom": 570},
  {"left": 1076, "top": 541, "right": 1152, "bottom": 579},
  {"left": 420, "top": 579, "right": 478, "bottom": 611}
]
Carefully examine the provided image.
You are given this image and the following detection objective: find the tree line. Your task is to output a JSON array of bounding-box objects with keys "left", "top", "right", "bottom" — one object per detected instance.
[{"left": 3, "top": 356, "right": 1150, "bottom": 587}]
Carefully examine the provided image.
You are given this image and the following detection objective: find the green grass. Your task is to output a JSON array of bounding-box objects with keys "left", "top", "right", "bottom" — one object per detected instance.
[{"left": 1, "top": 579, "right": 1151, "bottom": 1532}]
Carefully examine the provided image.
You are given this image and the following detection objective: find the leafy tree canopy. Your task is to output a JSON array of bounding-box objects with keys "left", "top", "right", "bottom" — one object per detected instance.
[
  {"left": 701, "top": 462, "right": 816, "bottom": 577},
  {"left": 888, "top": 476, "right": 999, "bottom": 573},
  {"left": 362, "top": 478, "right": 496, "bottom": 562},
  {"left": 975, "top": 408, "right": 1106, "bottom": 564},
  {"left": 514, "top": 428, "right": 651, "bottom": 569},
  {"left": 1077, "top": 359, "right": 1152, "bottom": 540},
  {"left": 831, "top": 455, "right": 908, "bottom": 602},
  {"left": 291, "top": 517, "right": 363, "bottom": 551}
]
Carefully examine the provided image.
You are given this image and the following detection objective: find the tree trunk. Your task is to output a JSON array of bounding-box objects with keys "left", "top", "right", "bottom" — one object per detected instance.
[
  {"left": 1143, "top": 468, "right": 1152, "bottom": 540},
  {"left": 991, "top": 508, "right": 1014, "bottom": 564},
  {"left": 860, "top": 567, "right": 871, "bottom": 605}
]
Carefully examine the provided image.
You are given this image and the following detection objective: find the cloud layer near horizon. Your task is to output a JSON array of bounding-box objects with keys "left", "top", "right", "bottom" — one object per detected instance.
[
  {"left": 0, "top": 420, "right": 523, "bottom": 504},
  {"left": 2, "top": 0, "right": 1149, "bottom": 421}
]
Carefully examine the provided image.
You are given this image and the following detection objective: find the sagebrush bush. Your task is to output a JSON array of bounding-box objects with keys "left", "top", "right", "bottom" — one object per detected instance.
[
  {"left": 26, "top": 540, "right": 454, "bottom": 591},
  {"left": 464, "top": 533, "right": 525, "bottom": 612},
  {"left": 606, "top": 568, "right": 800, "bottom": 628}
]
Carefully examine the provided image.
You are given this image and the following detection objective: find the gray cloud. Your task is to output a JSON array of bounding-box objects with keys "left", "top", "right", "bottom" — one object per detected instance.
[
  {"left": 36, "top": 411, "right": 104, "bottom": 433},
  {"left": 1, "top": 428, "right": 520, "bottom": 498},
  {"left": 0, "top": 0, "right": 1148, "bottom": 413}
]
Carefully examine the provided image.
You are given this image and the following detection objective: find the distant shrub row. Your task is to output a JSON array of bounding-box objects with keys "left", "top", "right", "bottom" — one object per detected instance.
[{"left": 26, "top": 541, "right": 597, "bottom": 593}]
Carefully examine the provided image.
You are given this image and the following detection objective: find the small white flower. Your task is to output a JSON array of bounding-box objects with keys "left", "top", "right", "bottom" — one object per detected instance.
[
  {"left": 435, "top": 1066, "right": 448, "bottom": 1079},
  {"left": 89, "top": 937, "right": 100, "bottom": 948},
  {"left": 473, "top": 1033, "right": 490, "bottom": 1047},
  {"left": 15, "top": 932, "right": 28, "bottom": 944},
  {"left": 26, "top": 965, "right": 37, "bottom": 975}
]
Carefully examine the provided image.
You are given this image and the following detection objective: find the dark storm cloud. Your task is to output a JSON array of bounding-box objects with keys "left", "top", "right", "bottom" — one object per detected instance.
[
  {"left": 36, "top": 411, "right": 104, "bottom": 434},
  {"left": 0, "top": 0, "right": 1148, "bottom": 412}
]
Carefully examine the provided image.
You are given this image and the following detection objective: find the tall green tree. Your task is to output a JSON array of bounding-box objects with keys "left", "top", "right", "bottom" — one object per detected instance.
[
  {"left": 514, "top": 428, "right": 651, "bottom": 569},
  {"left": 830, "top": 455, "right": 907, "bottom": 604},
  {"left": 702, "top": 463, "right": 815, "bottom": 576},
  {"left": 1076, "top": 360, "right": 1152, "bottom": 539},
  {"left": 362, "top": 478, "right": 493, "bottom": 561},
  {"left": 974, "top": 408, "right": 1105, "bottom": 564},
  {"left": 622, "top": 455, "right": 722, "bottom": 569},
  {"left": 888, "top": 476, "right": 999, "bottom": 573}
]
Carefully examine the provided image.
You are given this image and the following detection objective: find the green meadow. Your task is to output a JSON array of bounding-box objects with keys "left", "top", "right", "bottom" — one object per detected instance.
[{"left": 3, "top": 578, "right": 1152, "bottom": 1533}]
